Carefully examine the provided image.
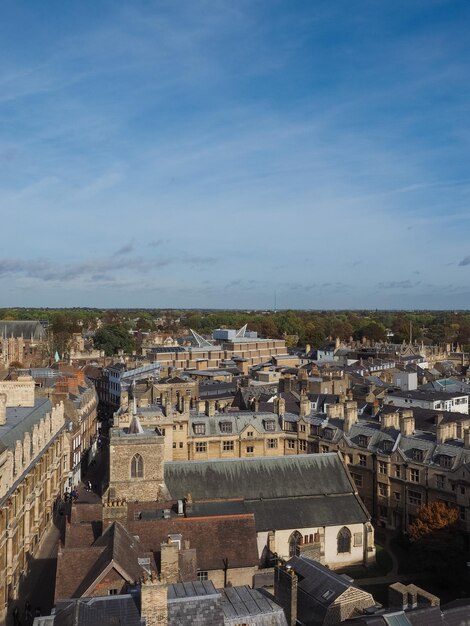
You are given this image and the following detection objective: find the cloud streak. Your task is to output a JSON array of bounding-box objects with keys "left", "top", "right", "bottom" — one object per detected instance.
[{"left": 1, "top": 1, "right": 470, "bottom": 307}]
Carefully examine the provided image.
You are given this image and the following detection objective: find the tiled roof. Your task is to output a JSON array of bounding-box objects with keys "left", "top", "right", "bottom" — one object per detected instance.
[
  {"left": 127, "top": 514, "right": 259, "bottom": 571},
  {"left": 56, "top": 522, "right": 155, "bottom": 601}
]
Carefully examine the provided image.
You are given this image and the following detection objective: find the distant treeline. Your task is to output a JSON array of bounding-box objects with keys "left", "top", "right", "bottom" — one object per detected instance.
[{"left": 0, "top": 308, "right": 469, "bottom": 351}]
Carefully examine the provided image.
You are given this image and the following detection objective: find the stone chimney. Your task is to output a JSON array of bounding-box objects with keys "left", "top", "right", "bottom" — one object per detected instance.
[
  {"left": 178, "top": 540, "right": 197, "bottom": 581},
  {"left": 299, "top": 391, "right": 310, "bottom": 418},
  {"left": 0, "top": 393, "right": 6, "bottom": 426},
  {"left": 274, "top": 564, "right": 298, "bottom": 626},
  {"left": 437, "top": 422, "right": 457, "bottom": 444},
  {"left": 381, "top": 412, "right": 400, "bottom": 431},
  {"left": 102, "top": 499, "right": 128, "bottom": 528},
  {"left": 205, "top": 400, "right": 215, "bottom": 417},
  {"left": 141, "top": 572, "right": 168, "bottom": 626},
  {"left": 344, "top": 401, "right": 358, "bottom": 433},
  {"left": 277, "top": 395, "right": 286, "bottom": 418},
  {"left": 388, "top": 583, "right": 439, "bottom": 611},
  {"left": 282, "top": 377, "right": 293, "bottom": 393},
  {"left": 464, "top": 429, "right": 470, "bottom": 449},
  {"left": 182, "top": 396, "right": 190, "bottom": 417},
  {"left": 161, "top": 537, "right": 180, "bottom": 583},
  {"left": 399, "top": 410, "right": 415, "bottom": 437}
]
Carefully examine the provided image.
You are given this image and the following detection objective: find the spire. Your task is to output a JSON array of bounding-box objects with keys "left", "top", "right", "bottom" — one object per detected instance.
[
  {"left": 132, "top": 379, "right": 137, "bottom": 416},
  {"left": 128, "top": 413, "right": 144, "bottom": 434}
]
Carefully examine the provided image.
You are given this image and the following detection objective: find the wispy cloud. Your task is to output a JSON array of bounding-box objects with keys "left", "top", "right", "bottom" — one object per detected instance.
[
  {"left": 113, "top": 242, "right": 134, "bottom": 257},
  {"left": 1, "top": 1, "right": 470, "bottom": 307},
  {"left": 377, "top": 280, "right": 421, "bottom": 289}
]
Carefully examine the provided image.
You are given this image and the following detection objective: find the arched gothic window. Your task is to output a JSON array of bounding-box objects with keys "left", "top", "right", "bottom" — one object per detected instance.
[
  {"left": 288, "top": 530, "right": 302, "bottom": 557},
  {"left": 337, "top": 527, "right": 351, "bottom": 553},
  {"left": 131, "top": 453, "right": 144, "bottom": 479}
]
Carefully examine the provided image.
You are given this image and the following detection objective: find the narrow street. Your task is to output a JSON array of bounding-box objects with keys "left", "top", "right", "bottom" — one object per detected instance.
[{"left": 4, "top": 446, "right": 108, "bottom": 625}]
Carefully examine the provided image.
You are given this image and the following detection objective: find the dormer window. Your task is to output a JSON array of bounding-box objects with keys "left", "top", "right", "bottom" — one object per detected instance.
[
  {"left": 220, "top": 421, "right": 232, "bottom": 434},
  {"left": 193, "top": 423, "right": 205, "bottom": 435},
  {"left": 323, "top": 428, "right": 334, "bottom": 441},
  {"left": 412, "top": 449, "right": 424, "bottom": 462},
  {"left": 382, "top": 440, "right": 393, "bottom": 453},
  {"left": 358, "top": 435, "right": 368, "bottom": 448},
  {"left": 440, "top": 455, "right": 453, "bottom": 469},
  {"left": 264, "top": 420, "right": 275, "bottom": 432}
]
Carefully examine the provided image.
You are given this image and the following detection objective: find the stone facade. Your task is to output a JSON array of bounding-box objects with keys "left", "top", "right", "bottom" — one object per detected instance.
[
  {"left": 0, "top": 375, "right": 35, "bottom": 407},
  {"left": 0, "top": 386, "right": 69, "bottom": 622},
  {"left": 307, "top": 405, "right": 470, "bottom": 533},
  {"left": 108, "top": 423, "right": 167, "bottom": 502}
]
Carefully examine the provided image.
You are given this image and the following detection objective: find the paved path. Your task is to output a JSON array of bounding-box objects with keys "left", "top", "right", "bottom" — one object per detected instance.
[{"left": 355, "top": 533, "right": 421, "bottom": 587}]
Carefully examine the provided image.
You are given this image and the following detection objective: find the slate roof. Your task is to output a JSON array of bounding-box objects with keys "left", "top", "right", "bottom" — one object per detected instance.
[
  {"left": 164, "top": 453, "right": 369, "bottom": 532},
  {"left": 286, "top": 555, "right": 374, "bottom": 624},
  {"left": 219, "top": 586, "right": 287, "bottom": 625},
  {"left": 167, "top": 580, "right": 219, "bottom": 599},
  {"left": 0, "top": 398, "right": 52, "bottom": 454},
  {"left": 386, "top": 390, "right": 469, "bottom": 402},
  {"left": 0, "top": 320, "right": 46, "bottom": 340},
  {"left": 44, "top": 595, "right": 142, "bottom": 626},
  {"left": 164, "top": 453, "right": 356, "bottom": 501},
  {"left": 342, "top": 605, "right": 456, "bottom": 626},
  {"left": 189, "top": 412, "right": 282, "bottom": 437},
  {"left": 246, "top": 494, "right": 368, "bottom": 531}
]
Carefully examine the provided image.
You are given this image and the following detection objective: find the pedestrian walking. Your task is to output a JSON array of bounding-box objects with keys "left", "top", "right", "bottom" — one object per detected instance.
[
  {"left": 24, "top": 601, "right": 32, "bottom": 623},
  {"left": 13, "top": 606, "right": 21, "bottom": 626}
]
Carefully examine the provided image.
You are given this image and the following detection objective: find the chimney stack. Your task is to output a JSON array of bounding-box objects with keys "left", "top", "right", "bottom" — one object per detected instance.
[
  {"left": 344, "top": 401, "right": 358, "bottom": 433},
  {"left": 399, "top": 410, "right": 415, "bottom": 437},
  {"left": 464, "top": 429, "right": 470, "bottom": 449},
  {"left": 277, "top": 395, "right": 286, "bottom": 418},
  {"left": 141, "top": 572, "right": 168, "bottom": 626},
  {"left": 299, "top": 391, "right": 310, "bottom": 418},
  {"left": 274, "top": 564, "right": 298, "bottom": 626},
  {"left": 205, "top": 400, "right": 215, "bottom": 417}
]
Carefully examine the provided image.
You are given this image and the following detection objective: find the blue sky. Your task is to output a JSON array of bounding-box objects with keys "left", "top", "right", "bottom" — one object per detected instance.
[{"left": 1, "top": 0, "right": 469, "bottom": 309}]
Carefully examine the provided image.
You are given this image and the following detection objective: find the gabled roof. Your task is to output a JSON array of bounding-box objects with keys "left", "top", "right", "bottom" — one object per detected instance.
[
  {"left": 285, "top": 555, "right": 374, "bottom": 624},
  {"left": 55, "top": 522, "right": 154, "bottom": 601},
  {"left": 164, "top": 453, "right": 356, "bottom": 502}
]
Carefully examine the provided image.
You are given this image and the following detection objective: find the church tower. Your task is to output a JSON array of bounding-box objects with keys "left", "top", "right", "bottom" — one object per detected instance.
[{"left": 108, "top": 404, "right": 167, "bottom": 502}]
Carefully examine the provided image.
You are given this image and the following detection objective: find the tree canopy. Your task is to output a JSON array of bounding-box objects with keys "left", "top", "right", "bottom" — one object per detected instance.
[
  {"left": 93, "top": 324, "right": 136, "bottom": 356},
  {"left": 409, "top": 501, "right": 466, "bottom": 588}
]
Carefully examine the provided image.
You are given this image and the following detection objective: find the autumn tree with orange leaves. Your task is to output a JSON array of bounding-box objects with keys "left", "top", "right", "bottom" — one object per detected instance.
[
  {"left": 409, "top": 501, "right": 459, "bottom": 541},
  {"left": 409, "top": 501, "right": 466, "bottom": 588}
]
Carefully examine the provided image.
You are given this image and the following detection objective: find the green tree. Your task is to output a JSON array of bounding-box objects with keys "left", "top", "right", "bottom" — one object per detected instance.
[
  {"left": 93, "top": 325, "right": 136, "bottom": 356},
  {"left": 49, "top": 313, "right": 81, "bottom": 357}
]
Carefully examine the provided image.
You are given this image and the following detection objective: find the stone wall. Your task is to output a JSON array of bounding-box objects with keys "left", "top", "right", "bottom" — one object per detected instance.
[
  {"left": 108, "top": 431, "right": 166, "bottom": 502},
  {"left": 0, "top": 376, "right": 35, "bottom": 407}
]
